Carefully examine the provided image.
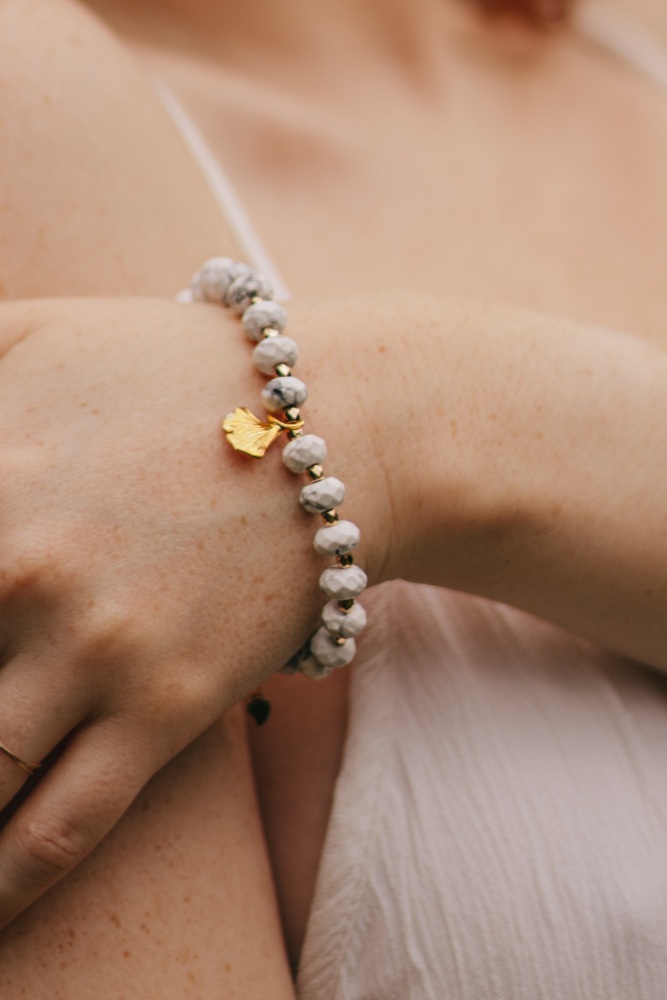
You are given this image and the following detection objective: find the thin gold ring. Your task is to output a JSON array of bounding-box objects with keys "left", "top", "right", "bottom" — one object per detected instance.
[{"left": 0, "top": 739, "right": 42, "bottom": 776}]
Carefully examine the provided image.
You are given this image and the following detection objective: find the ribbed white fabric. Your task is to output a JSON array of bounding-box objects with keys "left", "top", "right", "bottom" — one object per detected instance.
[{"left": 297, "top": 584, "right": 667, "bottom": 999}]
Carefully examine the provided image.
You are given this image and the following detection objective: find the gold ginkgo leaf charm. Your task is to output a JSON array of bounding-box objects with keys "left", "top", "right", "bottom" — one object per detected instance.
[{"left": 222, "top": 407, "right": 283, "bottom": 458}]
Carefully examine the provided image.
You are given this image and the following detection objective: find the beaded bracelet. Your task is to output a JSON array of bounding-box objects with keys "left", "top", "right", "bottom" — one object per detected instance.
[{"left": 178, "top": 258, "right": 367, "bottom": 723}]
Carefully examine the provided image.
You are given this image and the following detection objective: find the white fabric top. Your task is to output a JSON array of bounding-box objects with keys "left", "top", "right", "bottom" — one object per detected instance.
[{"left": 297, "top": 584, "right": 667, "bottom": 999}]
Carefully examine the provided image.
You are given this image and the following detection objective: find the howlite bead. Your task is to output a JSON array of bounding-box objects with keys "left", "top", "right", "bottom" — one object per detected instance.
[
  {"left": 283, "top": 434, "right": 327, "bottom": 473},
  {"left": 242, "top": 301, "right": 288, "bottom": 341},
  {"left": 253, "top": 335, "right": 300, "bottom": 375},
  {"left": 321, "top": 600, "right": 367, "bottom": 637},
  {"left": 194, "top": 257, "right": 250, "bottom": 303},
  {"left": 314, "top": 520, "right": 360, "bottom": 556},
  {"left": 300, "top": 476, "right": 345, "bottom": 514},
  {"left": 319, "top": 565, "right": 368, "bottom": 599},
  {"left": 226, "top": 271, "right": 274, "bottom": 313},
  {"left": 261, "top": 376, "right": 308, "bottom": 413},
  {"left": 310, "top": 626, "right": 356, "bottom": 669}
]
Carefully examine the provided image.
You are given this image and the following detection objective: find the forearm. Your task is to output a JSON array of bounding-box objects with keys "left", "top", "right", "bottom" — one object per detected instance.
[
  {"left": 3, "top": 284, "right": 663, "bottom": 677},
  {"left": 291, "top": 293, "right": 667, "bottom": 670},
  {"left": 442, "top": 305, "right": 667, "bottom": 668}
]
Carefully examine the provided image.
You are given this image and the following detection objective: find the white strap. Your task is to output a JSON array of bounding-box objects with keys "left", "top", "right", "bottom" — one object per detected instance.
[
  {"left": 574, "top": 1, "right": 667, "bottom": 92},
  {"left": 155, "top": 80, "right": 291, "bottom": 301}
]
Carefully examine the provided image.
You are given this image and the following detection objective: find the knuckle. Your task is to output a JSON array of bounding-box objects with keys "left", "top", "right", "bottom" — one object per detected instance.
[
  {"left": 150, "top": 669, "right": 206, "bottom": 719},
  {"left": 140, "top": 666, "right": 217, "bottom": 740},
  {"left": 73, "top": 595, "right": 160, "bottom": 674},
  {"left": 80, "top": 602, "right": 140, "bottom": 663},
  {"left": 0, "top": 526, "right": 72, "bottom": 604},
  {"left": 12, "top": 815, "right": 88, "bottom": 881}
]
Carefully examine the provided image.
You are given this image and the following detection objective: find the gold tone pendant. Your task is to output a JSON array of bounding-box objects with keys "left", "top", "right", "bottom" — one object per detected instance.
[
  {"left": 223, "top": 407, "right": 282, "bottom": 457},
  {"left": 223, "top": 407, "right": 304, "bottom": 458}
]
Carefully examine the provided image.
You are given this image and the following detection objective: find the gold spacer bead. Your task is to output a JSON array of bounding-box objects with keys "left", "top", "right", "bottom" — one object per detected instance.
[
  {"left": 275, "top": 363, "right": 292, "bottom": 378},
  {"left": 334, "top": 636, "right": 347, "bottom": 647},
  {"left": 337, "top": 553, "right": 354, "bottom": 567},
  {"left": 322, "top": 510, "right": 339, "bottom": 524},
  {"left": 250, "top": 296, "right": 264, "bottom": 306},
  {"left": 284, "top": 406, "right": 301, "bottom": 422},
  {"left": 338, "top": 599, "right": 355, "bottom": 613},
  {"left": 307, "top": 464, "right": 324, "bottom": 481},
  {"left": 262, "top": 327, "right": 280, "bottom": 338}
]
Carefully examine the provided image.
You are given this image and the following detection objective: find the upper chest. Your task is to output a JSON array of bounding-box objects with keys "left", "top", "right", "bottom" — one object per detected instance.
[{"left": 137, "top": 23, "right": 667, "bottom": 339}]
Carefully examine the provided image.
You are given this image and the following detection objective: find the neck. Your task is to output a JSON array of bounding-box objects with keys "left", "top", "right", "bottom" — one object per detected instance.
[{"left": 86, "top": 0, "right": 474, "bottom": 97}]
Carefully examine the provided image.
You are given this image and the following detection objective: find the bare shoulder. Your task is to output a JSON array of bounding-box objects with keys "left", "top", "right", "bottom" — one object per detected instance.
[
  {"left": 0, "top": 0, "right": 229, "bottom": 298},
  {"left": 0, "top": 0, "right": 134, "bottom": 89}
]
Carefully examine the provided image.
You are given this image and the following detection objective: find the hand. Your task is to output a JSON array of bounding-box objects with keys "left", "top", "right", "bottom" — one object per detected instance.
[
  {"left": 0, "top": 285, "right": 662, "bottom": 930},
  {"left": 0, "top": 296, "right": 376, "bottom": 926}
]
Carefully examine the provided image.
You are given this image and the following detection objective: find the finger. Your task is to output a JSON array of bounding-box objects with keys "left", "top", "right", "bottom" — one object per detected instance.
[
  {"left": 0, "top": 654, "right": 92, "bottom": 810},
  {"left": 0, "top": 716, "right": 161, "bottom": 928}
]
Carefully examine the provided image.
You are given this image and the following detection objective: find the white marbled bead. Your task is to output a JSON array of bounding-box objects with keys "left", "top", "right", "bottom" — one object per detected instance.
[
  {"left": 261, "top": 376, "right": 308, "bottom": 413},
  {"left": 226, "top": 271, "right": 273, "bottom": 313},
  {"left": 282, "top": 434, "right": 327, "bottom": 474},
  {"left": 253, "top": 335, "right": 299, "bottom": 375},
  {"left": 322, "top": 600, "right": 367, "bottom": 638},
  {"left": 280, "top": 640, "right": 333, "bottom": 679},
  {"left": 193, "top": 257, "right": 250, "bottom": 303},
  {"left": 313, "top": 520, "right": 360, "bottom": 557},
  {"left": 280, "top": 642, "right": 316, "bottom": 676},
  {"left": 320, "top": 565, "right": 368, "bottom": 600},
  {"left": 300, "top": 476, "right": 345, "bottom": 514},
  {"left": 310, "top": 627, "right": 356, "bottom": 671},
  {"left": 242, "top": 301, "right": 288, "bottom": 341},
  {"left": 298, "top": 653, "right": 334, "bottom": 680}
]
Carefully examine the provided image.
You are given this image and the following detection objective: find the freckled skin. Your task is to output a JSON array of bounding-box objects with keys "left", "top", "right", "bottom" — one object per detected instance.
[
  {"left": 0, "top": 717, "right": 295, "bottom": 997},
  {"left": 0, "top": 0, "right": 666, "bottom": 993}
]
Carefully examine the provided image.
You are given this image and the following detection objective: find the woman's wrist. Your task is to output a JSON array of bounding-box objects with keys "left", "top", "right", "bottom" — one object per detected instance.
[
  {"left": 286, "top": 292, "right": 515, "bottom": 595},
  {"left": 289, "top": 289, "right": 667, "bottom": 669}
]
